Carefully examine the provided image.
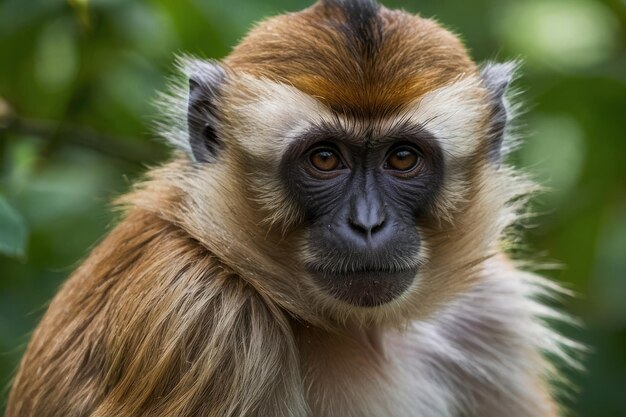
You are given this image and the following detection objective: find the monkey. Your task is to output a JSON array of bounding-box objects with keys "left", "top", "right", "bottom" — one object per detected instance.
[{"left": 5, "top": 1, "right": 579, "bottom": 416}]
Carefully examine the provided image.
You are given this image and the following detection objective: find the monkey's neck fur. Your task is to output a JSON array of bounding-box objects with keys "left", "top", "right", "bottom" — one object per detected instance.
[{"left": 8, "top": 160, "right": 572, "bottom": 417}]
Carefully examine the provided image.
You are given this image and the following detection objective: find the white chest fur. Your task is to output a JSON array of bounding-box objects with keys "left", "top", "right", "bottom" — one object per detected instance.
[{"left": 297, "top": 272, "right": 569, "bottom": 417}]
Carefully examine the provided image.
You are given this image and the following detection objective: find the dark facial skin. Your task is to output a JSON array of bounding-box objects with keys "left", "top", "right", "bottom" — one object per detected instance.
[{"left": 281, "top": 122, "right": 444, "bottom": 307}]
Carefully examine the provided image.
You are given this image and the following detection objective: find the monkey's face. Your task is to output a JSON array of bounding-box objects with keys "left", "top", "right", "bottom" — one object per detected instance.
[
  {"left": 179, "top": 60, "right": 512, "bottom": 322},
  {"left": 179, "top": 0, "right": 515, "bottom": 321},
  {"left": 280, "top": 126, "right": 443, "bottom": 307}
]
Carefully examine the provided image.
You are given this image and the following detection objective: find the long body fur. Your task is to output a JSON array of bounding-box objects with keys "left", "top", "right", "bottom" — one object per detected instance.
[
  {"left": 7, "top": 1, "right": 576, "bottom": 416},
  {"left": 7, "top": 160, "right": 571, "bottom": 417}
]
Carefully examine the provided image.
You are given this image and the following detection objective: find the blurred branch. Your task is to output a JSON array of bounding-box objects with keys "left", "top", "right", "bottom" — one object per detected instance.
[{"left": 0, "top": 98, "right": 166, "bottom": 165}]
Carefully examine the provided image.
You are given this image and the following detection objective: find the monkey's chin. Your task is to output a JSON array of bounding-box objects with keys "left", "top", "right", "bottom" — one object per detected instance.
[{"left": 311, "top": 268, "right": 417, "bottom": 308}]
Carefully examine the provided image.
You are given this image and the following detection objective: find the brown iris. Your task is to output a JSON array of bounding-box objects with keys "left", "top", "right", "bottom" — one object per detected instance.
[
  {"left": 310, "top": 149, "right": 342, "bottom": 172},
  {"left": 385, "top": 147, "right": 420, "bottom": 172}
]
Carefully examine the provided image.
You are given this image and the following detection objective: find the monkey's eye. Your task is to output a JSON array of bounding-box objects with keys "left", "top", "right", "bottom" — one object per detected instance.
[
  {"left": 384, "top": 146, "right": 421, "bottom": 173},
  {"left": 309, "top": 148, "right": 344, "bottom": 172}
]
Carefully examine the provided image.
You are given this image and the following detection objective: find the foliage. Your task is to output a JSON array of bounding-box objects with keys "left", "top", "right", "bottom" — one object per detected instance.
[
  {"left": 0, "top": 196, "right": 26, "bottom": 258},
  {"left": 0, "top": 0, "right": 624, "bottom": 415}
]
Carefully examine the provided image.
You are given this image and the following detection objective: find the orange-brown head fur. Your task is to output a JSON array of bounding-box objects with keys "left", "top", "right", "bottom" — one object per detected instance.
[{"left": 226, "top": 0, "right": 477, "bottom": 118}]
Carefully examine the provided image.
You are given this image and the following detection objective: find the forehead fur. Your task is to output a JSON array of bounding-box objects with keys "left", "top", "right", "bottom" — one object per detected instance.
[{"left": 225, "top": 0, "right": 477, "bottom": 117}]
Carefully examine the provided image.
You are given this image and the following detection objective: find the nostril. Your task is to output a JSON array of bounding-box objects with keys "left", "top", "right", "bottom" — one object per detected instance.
[
  {"left": 348, "top": 218, "right": 367, "bottom": 235},
  {"left": 370, "top": 220, "right": 385, "bottom": 235}
]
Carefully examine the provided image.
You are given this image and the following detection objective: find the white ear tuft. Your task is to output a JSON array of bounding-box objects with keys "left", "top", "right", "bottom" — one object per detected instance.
[
  {"left": 183, "top": 59, "right": 227, "bottom": 163},
  {"left": 479, "top": 61, "right": 519, "bottom": 162}
]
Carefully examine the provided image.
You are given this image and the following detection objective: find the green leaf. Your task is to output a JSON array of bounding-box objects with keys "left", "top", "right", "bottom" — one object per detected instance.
[{"left": 0, "top": 195, "right": 28, "bottom": 258}]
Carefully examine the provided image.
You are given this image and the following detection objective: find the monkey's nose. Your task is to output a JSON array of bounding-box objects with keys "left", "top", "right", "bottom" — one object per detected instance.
[
  {"left": 348, "top": 212, "right": 386, "bottom": 240},
  {"left": 344, "top": 207, "right": 390, "bottom": 249},
  {"left": 345, "top": 193, "right": 388, "bottom": 244}
]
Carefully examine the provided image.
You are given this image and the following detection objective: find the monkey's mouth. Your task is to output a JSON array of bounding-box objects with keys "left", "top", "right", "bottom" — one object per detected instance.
[{"left": 309, "top": 266, "right": 417, "bottom": 307}]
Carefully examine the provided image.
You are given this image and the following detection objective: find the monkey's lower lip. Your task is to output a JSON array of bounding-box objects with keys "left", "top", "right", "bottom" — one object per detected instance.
[{"left": 310, "top": 268, "right": 417, "bottom": 307}]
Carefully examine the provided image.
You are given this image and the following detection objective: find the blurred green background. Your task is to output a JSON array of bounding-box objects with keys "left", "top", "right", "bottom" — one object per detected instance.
[{"left": 0, "top": 0, "right": 624, "bottom": 415}]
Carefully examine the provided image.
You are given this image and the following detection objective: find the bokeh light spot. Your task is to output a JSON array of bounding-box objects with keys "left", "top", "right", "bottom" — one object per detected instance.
[{"left": 496, "top": 0, "right": 619, "bottom": 70}]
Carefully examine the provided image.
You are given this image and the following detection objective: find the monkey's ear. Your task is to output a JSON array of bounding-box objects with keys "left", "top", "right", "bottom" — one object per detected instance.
[
  {"left": 185, "top": 60, "right": 226, "bottom": 163},
  {"left": 479, "top": 61, "right": 517, "bottom": 163}
]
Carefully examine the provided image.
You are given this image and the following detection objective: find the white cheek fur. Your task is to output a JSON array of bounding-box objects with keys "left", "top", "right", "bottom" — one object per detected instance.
[{"left": 229, "top": 75, "right": 487, "bottom": 166}]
